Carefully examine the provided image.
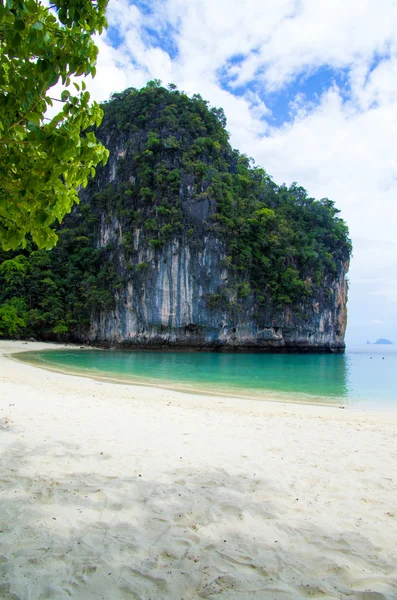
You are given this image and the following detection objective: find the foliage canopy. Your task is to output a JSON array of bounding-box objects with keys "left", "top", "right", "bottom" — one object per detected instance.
[{"left": 0, "top": 0, "right": 109, "bottom": 251}]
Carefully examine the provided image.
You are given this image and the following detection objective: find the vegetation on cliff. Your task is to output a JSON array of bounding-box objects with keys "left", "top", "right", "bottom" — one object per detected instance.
[{"left": 0, "top": 81, "right": 351, "bottom": 339}]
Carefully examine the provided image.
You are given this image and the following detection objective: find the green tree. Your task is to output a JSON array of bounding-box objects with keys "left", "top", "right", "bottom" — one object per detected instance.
[
  {"left": 0, "top": 0, "right": 109, "bottom": 251},
  {"left": 0, "top": 298, "right": 27, "bottom": 336}
]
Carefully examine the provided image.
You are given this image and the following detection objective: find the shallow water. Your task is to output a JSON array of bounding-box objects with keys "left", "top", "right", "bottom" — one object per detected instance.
[{"left": 17, "top": 344, "right": 397, "bottom": 409}]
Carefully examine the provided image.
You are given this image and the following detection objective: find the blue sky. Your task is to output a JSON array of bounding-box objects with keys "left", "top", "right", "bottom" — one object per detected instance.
[
  {"left": 81, "top": 0, "right": 397, "bottom": 344},
  {"left": 218, "top": 64, "right": 351, "bottom": 128}
]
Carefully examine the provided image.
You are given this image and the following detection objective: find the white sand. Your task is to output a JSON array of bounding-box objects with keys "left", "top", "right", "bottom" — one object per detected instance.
[{"left": 1, "top": 341, "right": 397, "bottom": 600}]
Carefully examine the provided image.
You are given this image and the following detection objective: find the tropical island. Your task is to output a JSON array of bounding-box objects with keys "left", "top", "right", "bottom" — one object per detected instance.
[
  {"left": 1, "top": 2, "right": 397, "bottom": 600},
  {"left": 0, "top": 83, "right": 351, "bottom": 352}
]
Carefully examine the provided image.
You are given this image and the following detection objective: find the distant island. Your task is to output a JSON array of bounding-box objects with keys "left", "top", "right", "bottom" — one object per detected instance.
[{"left": 367, "top": 339, "right": 393, "bottom": 345}]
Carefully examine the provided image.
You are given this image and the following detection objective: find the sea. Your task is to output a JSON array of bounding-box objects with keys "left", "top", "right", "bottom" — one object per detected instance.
[{"left": 16, "top": 343, "right": 397, "bottom": 410}]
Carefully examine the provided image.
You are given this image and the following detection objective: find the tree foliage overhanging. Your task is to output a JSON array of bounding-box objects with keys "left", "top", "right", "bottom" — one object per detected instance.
[
  {"left": 0, "top": 0, "right": 109, "bottom": 251},
  {"left": 0, "top": 81, "right": 352, "bottom": 338}
]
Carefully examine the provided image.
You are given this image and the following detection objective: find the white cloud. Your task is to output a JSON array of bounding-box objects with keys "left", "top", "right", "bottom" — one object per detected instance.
[
  {"left": 228, "top": 0, "right": 397, "bottom": 90},
  {"left": 106, "top": 0, "right": 141, "bottom": 31}
]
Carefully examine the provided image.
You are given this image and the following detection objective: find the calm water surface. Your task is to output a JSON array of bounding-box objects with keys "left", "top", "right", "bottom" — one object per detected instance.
[{"left": 18, "top": 344, "right": 397, "bottom": 409}]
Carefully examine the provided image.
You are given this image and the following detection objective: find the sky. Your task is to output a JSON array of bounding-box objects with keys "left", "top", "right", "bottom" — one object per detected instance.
[{"left": 81, "top": 0, "right": 397, "bottom": 345}]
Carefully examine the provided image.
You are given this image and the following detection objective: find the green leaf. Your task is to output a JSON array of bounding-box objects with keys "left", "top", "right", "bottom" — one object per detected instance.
[
  {"left": 14, "top": 20, "right": 25, "bottom": 32},
  {"left": 25, "top": 112, "right": 41, "bottom": 126},
  {"left": 12, "top": 125, "right": 25, "bottom": 136}
]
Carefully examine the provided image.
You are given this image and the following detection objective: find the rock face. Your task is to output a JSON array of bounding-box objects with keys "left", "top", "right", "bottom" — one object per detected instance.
[
  {"left": 79, "top": 85, "right": 350, "bottom": 353},
  {"left": 89, "top": 231, "right": 348, "bottom": 352}
]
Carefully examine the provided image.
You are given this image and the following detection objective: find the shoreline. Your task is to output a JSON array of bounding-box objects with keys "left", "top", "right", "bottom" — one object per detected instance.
[
  {"left": 10, "top": 341, "right": 395, "bottom": 413},
  {"left": 1, "top": 340, "right": 397, "bottom": 599},
  {"left": 13, "top": 347, "right": 347, "bottom": 411},
  {"left": 80, "top": 342, "right": 347, "bottom": 354},
  {"left": 10, "top": 337, "right": 346, "bottom": 353}
]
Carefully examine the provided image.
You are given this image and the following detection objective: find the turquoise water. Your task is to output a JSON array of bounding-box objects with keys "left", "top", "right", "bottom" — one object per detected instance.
[{"left": 17, "top": 344, "right": 397, "bottom": 409}]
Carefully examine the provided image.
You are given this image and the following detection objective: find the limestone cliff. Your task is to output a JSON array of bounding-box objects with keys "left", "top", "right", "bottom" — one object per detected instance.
[
  {"left": 88, "top": 221, "right": 349, "bottom": 352},
  {"left": 79, "top": 83, "right": 351, "bottom": 352}
]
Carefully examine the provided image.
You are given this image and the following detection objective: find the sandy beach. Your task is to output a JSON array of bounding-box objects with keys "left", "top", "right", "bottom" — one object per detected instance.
[{"left": 1, "top": 341, "right": 397, "bottom": 599}]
